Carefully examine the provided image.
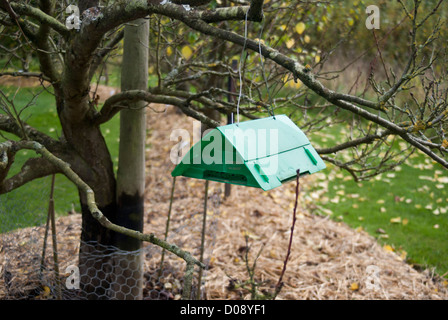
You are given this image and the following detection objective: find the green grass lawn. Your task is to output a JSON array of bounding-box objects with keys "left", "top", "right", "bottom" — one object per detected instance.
[
  {"left": 0, "top": 86, "right": 120, "bottom": 233},
  {"left": 307, "top": 122, "right": 448, "bottom": 277}
]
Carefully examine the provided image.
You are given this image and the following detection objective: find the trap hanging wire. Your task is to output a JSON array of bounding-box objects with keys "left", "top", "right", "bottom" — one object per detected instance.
[
  {"left": 235, "top": 8, "right": 275, "bottom": 124},
  {"left": 171, "top": 11, "right": 326, "bottom": 190}
]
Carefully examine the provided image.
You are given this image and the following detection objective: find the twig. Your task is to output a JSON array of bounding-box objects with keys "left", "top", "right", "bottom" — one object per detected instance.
[
  {"left": 39, "top": 184, "right": 52, "bottom": 282},
  {"left": 196, "top": 180, "right": 209, "bottom": 300},
  {"left": 158, "top": 176, "right": 177, "bottom": 278},
  {"left": 48, "top": 174, "right": 62, "bottom": 300},
  {"left": 0, "top": 0, "right": 18, "bottom": 20},
  {"left": 273, "top": 169, "right": 300, "bottom": 299}
]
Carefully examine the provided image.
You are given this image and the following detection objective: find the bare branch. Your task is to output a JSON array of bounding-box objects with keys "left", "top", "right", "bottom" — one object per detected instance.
[
  {"left": 0, "top": 139, "right": 206, "bottom": 270},
  {"left": 0, "top": 114, "right": 61, "bottom": 149},
  {"left": 94, "top": 90, "right": 221, "bottom": 128},
  {"left": 316, "top": 130, "right": 392, "bottom": 155},
  {"left": 89, "top": 28, "right": 125, "bottom": 80},
  {"left": 0, "top": 71, "right": 51, "bottom": 83},
  {"left": 0, "top": 156, "right": 60, "bottom": 194},
  {"left": 5, "top": 2, "right": 70, "bottom": 38}
]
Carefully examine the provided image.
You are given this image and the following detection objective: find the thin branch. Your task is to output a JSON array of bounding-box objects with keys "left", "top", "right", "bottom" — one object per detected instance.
[
  {"left": 0, "top": 71, "right": 51, "bottom": 83},
  {"left": 0, "top": 139, "right": 205, "bottom": 271},
  {"left": 0, "top": 155, "right": 60, "bottom": 194},
  {"left": 316, "top": 130, "right": 392, "bottom": 155},
  {"left": 95, "top": 89, "right": 221, "bottom": 128},
  {"left": 0, "top": 0, "right": 18, "bottom": 20},
  {"left": 89, "top": 29, "right": 125, "bottom": 80},
  {"left": 273, "top": 169, "right": 300, "bottom": 299},
  {"left": 0, "top": 113, "right": 61, "bottom": 149},
  {"left": 6, "top": 2, "right": 70, "bottom": 38}
]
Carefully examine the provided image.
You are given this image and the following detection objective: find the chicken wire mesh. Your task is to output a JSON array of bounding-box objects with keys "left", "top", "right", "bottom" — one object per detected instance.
[{"left": 0, "top": 179, "right": 221, "bottom": 300}]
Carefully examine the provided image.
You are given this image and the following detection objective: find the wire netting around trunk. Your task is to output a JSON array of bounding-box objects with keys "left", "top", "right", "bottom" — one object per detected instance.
[{"left": 0, "top": 205, "right": 219, "bottom": 300}]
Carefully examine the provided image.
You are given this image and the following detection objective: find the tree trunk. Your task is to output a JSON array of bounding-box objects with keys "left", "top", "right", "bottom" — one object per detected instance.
[
  {"left": 112, "top": 18, "right": 149, "bottom": 300},
  {"left": 63, "top": 119, "right": 118, "bottom": 299}
]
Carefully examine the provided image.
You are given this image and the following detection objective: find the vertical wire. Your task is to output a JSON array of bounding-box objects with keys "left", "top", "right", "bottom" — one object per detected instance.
[
  {"left": 258, "top": 24, "right": 275, "bottom": 118},
  {"left": 236, "top": 9, "right": 249, "bottom": 125}
]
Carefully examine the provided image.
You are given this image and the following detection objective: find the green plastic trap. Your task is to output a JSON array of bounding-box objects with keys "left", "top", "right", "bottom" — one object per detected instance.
[{"left": 171, "top": 115, "right": 326, "bottom": 191}]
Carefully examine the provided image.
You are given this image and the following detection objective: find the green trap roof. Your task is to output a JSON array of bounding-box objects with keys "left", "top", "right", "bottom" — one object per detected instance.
[{"left": 171, "top": 115, "right": 326, "bottom": 191}]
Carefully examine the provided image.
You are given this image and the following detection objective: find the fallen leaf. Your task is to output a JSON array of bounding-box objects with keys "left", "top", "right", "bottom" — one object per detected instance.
[
  {"left": 398, "top": 250, "right": 407, "bottom": 261},
  {"left": 437, "top": 176, "right": 448, "bottom": 184},
  {"left": 330, "top": 196, "right": 340, "bottom": 204},
  {"left": 390, "top": 217, "right": 401, "bottom": 224},
  {"left": 252, "top": 209, "right": 263, "bottom": 217},
  {"left": 419, "top": 176, "right": 434, "bottom": 182},
  {"left": 350, "top": 282, "right": 359, "bottom": 291},
  {"left": 376, "top": 228, "right": 387, "bottom": 234},
  {"left": 383, "top": 244, "right": 394, "bottom": 252},
  {"left": 40, "top": 286, "right": 51, "bottom": 299},
  {"left": 402, "top": 218, "right": 409, "bottom": 226},
  {"left": 242, "top": 230, "right": 260, "bottom": 240}
]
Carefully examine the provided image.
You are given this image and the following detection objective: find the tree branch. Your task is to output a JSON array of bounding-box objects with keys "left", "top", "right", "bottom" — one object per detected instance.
[
  {"left": 6, "top": 2, "right": 70, "bottom": 38},
  {"left": 95, "top": 90, "right": 221, "bottom": 128},
  {"left": 160, "top": 14, "right": 447, "bottom": 169},
  {"left": 88, "top": 28, "right": 125, "bottom": 81},
  {"left": 196, "top": 1, "right": 263, "bottom": 23},
  {"left": 0, "top": 156, "right": 60, "bottom": 194},
  {"left": 0, "top": 139, "right": 206, "bottom": 271},
  {"left": 0, "top": 0, "right": 18, "bottom": 20},
  {"left": 0, "top": 114, "right": 62, "bottom": 150},
  {"left": 316, "top": 130, "right": 392, "bottom": 155},
  {"left": 150, "top": 4, "right": 383, "bottom": 111},
  {"left": 0, "top": 71, "right": 51, "bottom": 83}
]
